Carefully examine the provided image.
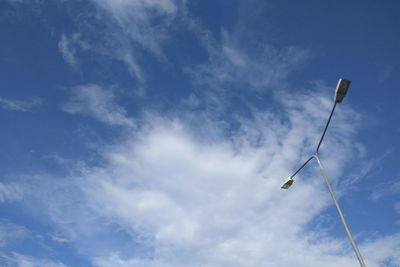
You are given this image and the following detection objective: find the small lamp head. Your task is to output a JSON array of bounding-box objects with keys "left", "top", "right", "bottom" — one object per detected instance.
[
  {"left": 334, "top": 79, "right": 351, "bottom": 103},
  {"left": 281, "top": 177, "right": 294, "bottom": 189}
]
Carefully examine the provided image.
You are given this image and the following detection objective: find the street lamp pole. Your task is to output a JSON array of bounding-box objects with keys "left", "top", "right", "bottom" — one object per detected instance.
[{"left": 280, "top": 79, "right": 367, "bottom": 267}]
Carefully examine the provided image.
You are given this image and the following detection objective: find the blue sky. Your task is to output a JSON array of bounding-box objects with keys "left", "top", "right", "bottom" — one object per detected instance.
[{"left": 0, "top": 1, "right": 399, "bottom": 266}]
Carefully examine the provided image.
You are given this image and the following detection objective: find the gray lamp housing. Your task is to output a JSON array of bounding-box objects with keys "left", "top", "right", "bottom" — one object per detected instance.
[
  {"left": 281, "top": 177, "right": 294, "bottom": 189},
  {"left": 334, "top": 79, "right": 351, "bottom": 103}
]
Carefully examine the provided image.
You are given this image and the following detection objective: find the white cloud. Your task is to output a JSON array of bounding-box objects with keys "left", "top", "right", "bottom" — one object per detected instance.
[
  {"left": 370, "top": 177, "right": 400, "bottom": 201},
  {"left": 0, "top": 223, "right": 66, "bottom": 267},
  {"left": 186, "top": 28, "right": 309, "bottom": 92},
  {"left": 58, "top": 0, "right": 306, "bottom": 90},
  {"left": 0, "top": 96, "right": 42, "bottom": 112},
  {"left": 6, "top": 0, "right": 176, "bottom": 81},
  {"left": 0, "top": 222, "right": 69, "bottom": 266},
  {"left": 184, "top": 4, "right": 310, "bottom": 92},
  {"left": 0, "top": 221, "right": 29, "bottom": 247},
  {"left": 76, "top": 107, "right": 355, "bottom": 266},
  {"left": 0, "top": 252, "right": 68, "bottom": 267},
  {"left": 91, "top": 0, "right": 178, "bottom": 58},
  {"left": 19, "top": 90, "right": 399, "bottom": 267},
  {"left": 360, "top": 234, "right": 400, "bottom": 266},
  {"left": 117, "top": 51, "right": 145, "bottom": 83},
  {"left": 0, "top": 182, "right": 23, "bottom": 203},
  {"left": 58, "top": 33, "right": 90, "bottom": 67},
  {"left": 2, "top": 2, "right": 396, "bottom": 266},
  {"left": 69, "top": 0, "right": 182, "bottom": 81},
  {"left": 58, "top": 33, "right": 75, "bottom": 66},
  {"left": 63, "top": 84, "right": 134, "bottom": 127}
]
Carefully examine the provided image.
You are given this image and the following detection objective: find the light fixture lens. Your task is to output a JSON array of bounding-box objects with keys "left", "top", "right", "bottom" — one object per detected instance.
[
  {"left": 335, "top": 79, "right": 351, "bottom": 103},
  {"left": 281, "top": 177, "right": 294, "bottom": 189}
]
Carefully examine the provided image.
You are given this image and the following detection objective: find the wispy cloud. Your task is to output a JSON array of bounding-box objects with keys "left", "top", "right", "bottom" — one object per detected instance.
[
  {"left": 17, "top": 91, "right": 399, "bottom": 267},
  {"left": 58, "top": 33, "right": 90, "bottom": 67},
  {"left": 58, "top": 0, "right": 307, "bottom": 92},
  {"left": 360, "top": 234, "right": 400, "bottom": 265},
  {"left": 60, "top": 0, "right": 183, "bottom": 82},
  {"left": 0, "top": 96, "right": 42, "bottom": 112},
  {"left": 0, "top": 252, "right": 68, "bottom": 267},
  {"left": 184, "top": 2, "right": 310, "bottom": 93},
  {"left": 1, "top": 2, "right": 397, "bottom": 266},
  {"left": 0, "top": 222, "right": 66, "bottom": 267},
  {"left": 0, "top": 182, "right": 23, "bottom": 203},
  {"left": 63, "top": 84, "right": 134, "bottom": 128},
  {"left": 91, "top": 0, "right": 178, "bottom": 59},
  {"left": 370, "top": 177, "right": 400, "bottom": 200},
  {"left": 187, "top": 30, "right": 309, "bottom": 92},
  {"left": 0, "top": 221, "right": 29, "bottom": 247}
]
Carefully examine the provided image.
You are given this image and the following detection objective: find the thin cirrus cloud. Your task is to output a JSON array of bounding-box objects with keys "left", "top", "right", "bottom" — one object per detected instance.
[
  {"left": 0, "top": 222, "right": 50, "bottom": 266},
  {"left": 58, "top": 0, "right": 182, "bottom": 82},
  {"left": 2, "top": 1, "right": 399, "bottom": 266},
  {"left": 62, "top": 84, "right": 134, "bottom": 128},
  {"left": 0, "top": 221, "right": 29, "bottom": 247},
  {"left": 186, "top": 29, "right": 310, "bottom": 92},
  {"left": 0, "top": 252, "right": 68, "bottom": 267},
  {"left": 370, "top": 177, "right": 400, "bottom": 201},
  {"left": 58, "top": 0, "right": 308, "bottom": 92},
  {"left": 0, "top": 182, "right": 23, "bottom": 203},
  {"left": 24, "top": 89, "right": 400, "bottom": 267},
  {"left": 91, "top": 0, "right": 178, "bottom": 59},
  {"left": 58, "top": 33, "right": 90, "bottom": 67},
  {"left": 182, "top": 1, "right": 310, "bottom": 92},
  {"left": 0, "top": 96, "right": 43, "bottom": 112}
]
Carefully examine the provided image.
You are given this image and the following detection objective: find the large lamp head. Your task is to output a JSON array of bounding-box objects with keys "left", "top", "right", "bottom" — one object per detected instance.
[
  {"left": 334, "top": 79, "right": 351, "bottom": 103},
  {"left": 281, "top": 177, "right": 294, "bottom": 189}
]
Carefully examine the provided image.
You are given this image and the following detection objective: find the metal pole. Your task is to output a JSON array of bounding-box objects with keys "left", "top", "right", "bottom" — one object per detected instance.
[
  {"left": 316, "top": 101, "right": 337, "bottom": 153},
  {"left": 314, "top": 155, "right": 367, "bottom": 267},
  {"left": 281, "top": 79, "right": 366, "bottom": 265}
]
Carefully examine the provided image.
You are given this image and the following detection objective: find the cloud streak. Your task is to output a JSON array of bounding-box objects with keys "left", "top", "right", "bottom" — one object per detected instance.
[
  {"left": 1, "top": 2, "right": 397, "bottom": 266},
  {"left": 63, "top": 84, "right": 134, "bottom": 128},
  {"left": 0, "top": 252, "right": 68, "bottom": 267},
  {"left": 0, "top": 221, "right": 29, "bottom": 247},
  {"left": 91, "top": 0, "right": 178, "bottom": 60},
  {"left": 0, "top": 96, "right": 42, "bottom": 112},
  {"left": 58, "top": 33, "right": 90, "bottom": 67},
  {"left": 0, "top": 182, "right": 23, "bottom": 203},
  {"left": 59, "top": 0, "right": 183, "bottom": 82},
  {"left": 187, "top": 30, "right": 309, "bottom": 92},
  {"left": 16, "top": 90, "right": 399, "bottom": 267},
  {"left": 184, "top": 2, "right": 310, "bottom": 93}
]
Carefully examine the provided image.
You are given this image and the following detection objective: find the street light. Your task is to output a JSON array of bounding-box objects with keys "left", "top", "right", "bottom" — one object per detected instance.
[
  {"left": 281, "top": 79, "right": 367, "bottom": 267},
  {"left": 281, "top": 177, "right": 294, "bottom": 189},
  {"left": 335, "top": 79, "right": 351, "bottom": 103}
]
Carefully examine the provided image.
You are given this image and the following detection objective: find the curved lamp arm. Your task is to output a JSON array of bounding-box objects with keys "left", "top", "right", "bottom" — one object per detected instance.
[{"left": 281, "top": 156, "right": 315, "bottom": 189}]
